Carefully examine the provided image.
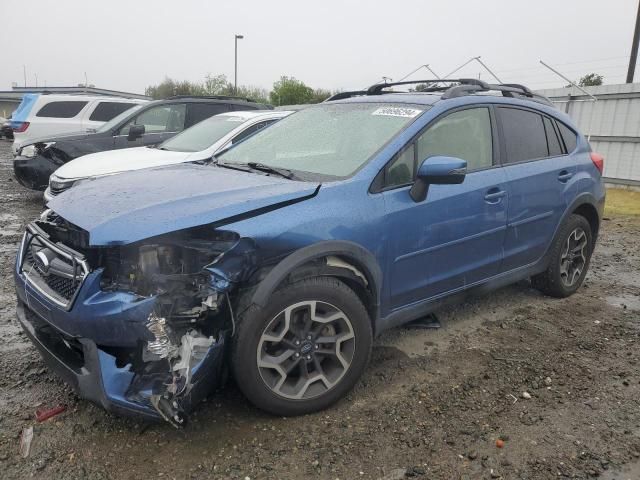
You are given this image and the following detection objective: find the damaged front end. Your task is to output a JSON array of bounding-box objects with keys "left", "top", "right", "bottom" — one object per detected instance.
[{"left": 15, "top": 212, "right": 257, "bottom": 427}]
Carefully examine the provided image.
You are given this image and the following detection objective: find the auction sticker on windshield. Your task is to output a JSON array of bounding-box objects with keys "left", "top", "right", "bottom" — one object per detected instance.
[{"left": 372, "top": 107, "right": 422, "bottom": 118}]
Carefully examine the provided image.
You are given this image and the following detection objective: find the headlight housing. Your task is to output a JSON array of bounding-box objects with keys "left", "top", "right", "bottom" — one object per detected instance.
[
  {"left": 19, "top": 142, "right": 55, "bottom": 158},
  {"left": 49, "top": 174, "right": 76, "bottom": 193}
]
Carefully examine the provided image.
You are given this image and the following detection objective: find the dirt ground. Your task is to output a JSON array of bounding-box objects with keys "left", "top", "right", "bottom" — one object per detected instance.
[{"left": 0, "top": 139, "right": 639, "bottom": 480}]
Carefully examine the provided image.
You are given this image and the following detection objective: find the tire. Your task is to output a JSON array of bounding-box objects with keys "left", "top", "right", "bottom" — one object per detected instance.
[
  {"left": 531, "top": 214, "right": 593, "bottom": 298},
  {"left": 231, "top": 276, "right": 372, "bottom": 416}
]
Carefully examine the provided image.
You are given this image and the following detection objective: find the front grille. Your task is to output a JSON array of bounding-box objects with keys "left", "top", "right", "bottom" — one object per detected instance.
[{"left": 20, "top": 227, "right": 89, "bottom": 309}]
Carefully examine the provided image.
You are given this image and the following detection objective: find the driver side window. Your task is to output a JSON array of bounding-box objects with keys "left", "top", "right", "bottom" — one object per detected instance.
[
  {"left": 383, "top": 107, "right": 493, "bottom": 189},
  {"left": 119, "top": 104, "right": 186, "bottom": 135}
]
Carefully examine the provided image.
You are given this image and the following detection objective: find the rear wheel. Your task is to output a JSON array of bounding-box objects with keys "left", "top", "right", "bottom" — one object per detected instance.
[
  {"left": 231, "top": 277, "right": 372, "bottom": 416},
  {"left": 532, "top": 214, "right": 593, "bottom": 298}
]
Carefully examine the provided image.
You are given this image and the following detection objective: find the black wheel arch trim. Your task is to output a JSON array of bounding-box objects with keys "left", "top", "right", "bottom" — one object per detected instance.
[
  {"left": 250, "top": 240, "right": 383, "bottom": 315},
  {"left": 540, "top": 192, "right": 603, "bottom": 271}
]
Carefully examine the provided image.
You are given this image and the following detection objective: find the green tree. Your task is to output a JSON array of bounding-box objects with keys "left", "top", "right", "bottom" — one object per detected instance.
[
  {"left": 578, "top": 73, "right": 603, "bottom": 87},
  {"left": 270, "top": 76, "right": 314, "bottom": 106},
  {"left": 145, "top": 77, "right": 204, "bottom": 99},
  {"left": 309, "top": 88, "right": 332, "bottom": 103}
]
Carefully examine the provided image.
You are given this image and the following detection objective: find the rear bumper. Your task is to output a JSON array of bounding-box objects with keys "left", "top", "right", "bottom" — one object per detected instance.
[{"left": 13, "top": 155, "right": 58, "bottom": 191}]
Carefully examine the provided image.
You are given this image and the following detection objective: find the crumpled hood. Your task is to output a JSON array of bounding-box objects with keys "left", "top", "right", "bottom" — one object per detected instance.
[
  {"left": 48, "top": 163, "right": 320, "bottom": 246},
  {"left": 54, "top": 147, "right": 193, "bottom": 180}
]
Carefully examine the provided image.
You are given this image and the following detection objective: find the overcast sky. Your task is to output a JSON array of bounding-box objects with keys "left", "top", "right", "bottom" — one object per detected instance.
[{"left": 1, "top": 0, "right": 638, "bottom": 95}]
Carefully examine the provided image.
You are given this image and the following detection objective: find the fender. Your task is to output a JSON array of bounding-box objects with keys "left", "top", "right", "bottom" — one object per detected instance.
[
  {"left": 251, "top": 240, "right": 383, "bottom": 314},
  {"left": 536, "top": 191, "right": 604, "bottom": 272}
]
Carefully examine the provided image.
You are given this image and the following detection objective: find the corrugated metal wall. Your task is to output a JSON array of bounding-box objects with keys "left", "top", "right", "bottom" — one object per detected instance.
[{"left": 537, "top": 83, "right": 640, "bottom": 185}]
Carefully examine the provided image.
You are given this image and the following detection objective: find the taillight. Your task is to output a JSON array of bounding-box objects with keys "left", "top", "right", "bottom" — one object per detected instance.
[
  {"left": 590, "top": 152, "right": 604, "bottom": 175},
  {"left": 13, "top": 122, "right": 30, "bottom": 133}
]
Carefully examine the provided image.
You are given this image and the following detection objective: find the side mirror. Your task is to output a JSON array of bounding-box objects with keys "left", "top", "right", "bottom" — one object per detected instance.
[
  {"left": 410, "top": 156, "right": 467, "bottom": 202},
  {"left": 128, "top": 124, "right": 145, "bottom": 141}
]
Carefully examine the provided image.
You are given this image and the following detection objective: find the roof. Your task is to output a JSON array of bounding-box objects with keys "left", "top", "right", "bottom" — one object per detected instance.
[
  {"left": 25, "top": 93, "right": 145, "bottom": 103},
  {"left": 9, "top": 86, "right": 150, "bottom": 100},
  {"left": 333, "top": 92, "right": 443, "bottom": 106}
]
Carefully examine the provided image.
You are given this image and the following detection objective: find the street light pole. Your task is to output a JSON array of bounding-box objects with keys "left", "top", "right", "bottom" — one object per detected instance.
[{"left": 234, "top": 34, "right": 244, "bottom": 95}]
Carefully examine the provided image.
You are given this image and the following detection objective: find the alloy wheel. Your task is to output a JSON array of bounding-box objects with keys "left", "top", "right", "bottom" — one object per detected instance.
[
  {"left": 256, "top": 300, "right": 356, "bottom": 400},
  {"left": 559, "top": 227, "right": 588, "bottom": 287}
]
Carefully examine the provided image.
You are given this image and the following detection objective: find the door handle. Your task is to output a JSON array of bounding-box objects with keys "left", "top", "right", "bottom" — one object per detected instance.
[
  {"left": 558, "top": 170, "right": 573, "bottom": 183},
  {"left": 484, "top": 188, "right": 506, "bottom": 203}
]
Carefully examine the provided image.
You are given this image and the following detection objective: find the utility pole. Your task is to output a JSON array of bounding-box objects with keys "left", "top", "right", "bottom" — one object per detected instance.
[
  {"left": 627, "top": 0, "right": 640, "bottom": 83},
  {"left": 234, "top": 34, "right": 244, "bottom": 95}
]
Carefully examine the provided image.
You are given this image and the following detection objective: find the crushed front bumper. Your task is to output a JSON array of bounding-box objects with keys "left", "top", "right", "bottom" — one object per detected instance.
[
  {"left": 13, "top": 154, "right": 58, "bottom": 191},
  {"left": 14, "top": 236, "right": 227, "bottom": 422},
  {"left": 16, "top": 299, "right": 163, "bottom": 419}
]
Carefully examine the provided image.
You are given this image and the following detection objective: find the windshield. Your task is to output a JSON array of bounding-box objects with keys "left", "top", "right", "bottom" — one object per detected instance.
[
  {"left": 218, "top": 103, "right": 425, "bottom": 178},
  {"left": 96, "top": 104, "right": 143, "bottom": 133},
  {"left": 159, "top": 114, "right": 246, "bottom": 152}
]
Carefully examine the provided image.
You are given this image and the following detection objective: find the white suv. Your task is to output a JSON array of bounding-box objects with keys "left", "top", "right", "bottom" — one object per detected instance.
[{"left": 11, "top": 94, "right": 146, "bottom": 154}]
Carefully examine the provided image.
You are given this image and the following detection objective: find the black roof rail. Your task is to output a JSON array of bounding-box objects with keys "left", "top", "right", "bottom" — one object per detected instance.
[
  {"left": 324, "top": 90, "right": 368, "bottom": 101},
  {"left": 166, "top": 94, "right": 256, "bottom": 102}
]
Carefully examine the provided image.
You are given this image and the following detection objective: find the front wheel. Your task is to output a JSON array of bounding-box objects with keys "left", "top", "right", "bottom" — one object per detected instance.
[
  {"left": 231, "top": 277, "right": 372, "bottom": 416},
  {"left": 532, "top": 214, "right": 593, "bottom": 298}
]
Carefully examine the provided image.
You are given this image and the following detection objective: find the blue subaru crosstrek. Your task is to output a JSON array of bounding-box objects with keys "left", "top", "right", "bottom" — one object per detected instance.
[{"left": 15, "top": 79, "right": 605, "bottom": 426}]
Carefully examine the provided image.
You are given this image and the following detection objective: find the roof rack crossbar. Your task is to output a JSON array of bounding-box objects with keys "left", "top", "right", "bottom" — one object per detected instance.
[{"left": 366, "top": 78, "right": 489, "bottom": 95}]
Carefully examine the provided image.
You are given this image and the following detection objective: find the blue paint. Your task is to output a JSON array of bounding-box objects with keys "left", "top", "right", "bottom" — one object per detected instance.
[{"left": 10, "top": 93, "right": 38, "bottom": 129}]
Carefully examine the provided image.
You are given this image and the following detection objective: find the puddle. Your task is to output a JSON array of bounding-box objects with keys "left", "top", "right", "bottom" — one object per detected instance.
[{"left": 606, "top": 295, "right": 640, "bottom": 311}]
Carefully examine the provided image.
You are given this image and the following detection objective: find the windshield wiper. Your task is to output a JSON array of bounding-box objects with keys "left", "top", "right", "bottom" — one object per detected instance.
[
  {"left": 215, "top": 160, "right": 297, "bottom": 180},
  {"left": 246, "top": 162, "right": 296, "bottom": 179}
]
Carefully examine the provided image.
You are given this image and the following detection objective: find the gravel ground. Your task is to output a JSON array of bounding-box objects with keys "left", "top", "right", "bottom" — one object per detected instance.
[{"left": 0, "top": 139, "right": 639, "bottom": 480}]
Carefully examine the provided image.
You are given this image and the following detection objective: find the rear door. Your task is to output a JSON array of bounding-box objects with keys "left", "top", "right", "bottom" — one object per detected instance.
[
  {"left": 113, "top": 103, "right": 187, "bottom": 148},
  {"left": 185, "top": 103, "right": 229, "bottom": 128},
  {"left": 498, "top": 106, "right": 576, "bottom": 271},
  {"left": 29, "top": 99, "right": 89, "bottom": 138}
]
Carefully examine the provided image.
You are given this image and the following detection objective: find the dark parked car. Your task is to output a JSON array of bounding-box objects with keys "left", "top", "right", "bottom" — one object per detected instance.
[
  {"left": 1, "top": 116, "right": 13, "bottom": 139},
  {"left": 15, "top": 79, "right": 605, "bottom": 426},
  {"left": 13, "top": 96, "right": 271, "bottom": 190}
]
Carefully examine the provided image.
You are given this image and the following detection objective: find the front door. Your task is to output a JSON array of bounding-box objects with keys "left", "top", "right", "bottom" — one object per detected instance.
[
  {"left": 113, "top": 103, "right": 187, "bottom": 149},
  {"left": 380, "top": 106, "right": 508, "bottom": 311}
]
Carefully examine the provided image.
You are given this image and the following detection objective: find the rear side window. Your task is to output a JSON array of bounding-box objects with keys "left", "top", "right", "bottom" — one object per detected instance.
[
  {"left": 499, "top": 108, "right": 548, "bottom": 163},
  {"left": 543, "top": 117, "right": 564, "bottom": 156},
  {"left": 228, "top": 103, "right": 259, "bottom": 112},
  {"left": 186, "top": 103, "right": 229, "bottom": 127},
  {"left": 89, "top": 102, "right": 136, "bottom": 122},
  {"left": 36, "top": 101, "right": 88, "bottom": 118},
  {"left": 557, "top": 122, "right": 578, "bottom": 153}
]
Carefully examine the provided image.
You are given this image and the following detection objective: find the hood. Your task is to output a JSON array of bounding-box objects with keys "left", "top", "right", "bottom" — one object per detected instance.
[
  {"left": 48, "top": 163, "right": 320, "bottom": 246},
  {"left": 54, "top": 147, "right": 193, "bottom": 180},
  {"left": 24, "top": 131, "right": 95, "bottom": 146}
]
